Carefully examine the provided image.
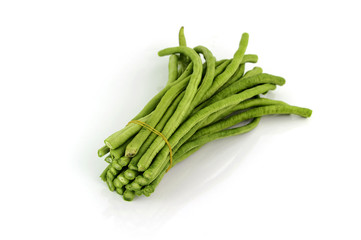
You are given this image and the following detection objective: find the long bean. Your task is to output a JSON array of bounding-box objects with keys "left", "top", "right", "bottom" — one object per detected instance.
[
  {"left": 98, "top": 145, "right": 110, "bottom": 157},
  {"left": 199, "top": 33, "right": 249, "bottom": 102},
  {"left": 191, "top": 46, "right": 216, "bottom": 108},
  {"left": 191, "top": 104, "right": 312, "bottom": 140},
  {"left": 203, "top": 73, "right": 286, "bottom": 107},
  {"left": 105, "top": 114, "right": 151, "bottom": 149},
  {"left": 178, "top": 26, "right": 190, "bottom": 75}
]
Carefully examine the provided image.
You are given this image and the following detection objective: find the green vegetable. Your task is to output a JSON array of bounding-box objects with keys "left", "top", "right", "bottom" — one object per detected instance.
[
  {"left": 98, "top": 145, "right": 110, "bottom": 157},
  {"left": 97, "top": 27, "right": 312, "bottom": 201},
  {"left": 167, "top": 55, "right": 179, "bottom": 85}
]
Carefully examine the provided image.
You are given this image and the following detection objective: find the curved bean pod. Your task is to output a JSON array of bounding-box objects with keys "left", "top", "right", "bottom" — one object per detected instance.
[
  {"left": 191, "top": 104, "right": 312, "bottom": 141},
  {"left": 215, "top": 59, "right": 228, "bottom": 67},
  {"left": 191, "top": 45, "right": 216, "bottom": 108},
  {"left": 200, "top": 33, "right": 249, "bottom": 102},
  {"left": 203, "top": 73, "right": 285, "bottom": 108},
  {"left": 244, "top": 66, "right": 263, "bottom": 78},
  {"left": 124, "top": 169, "right": 139, "bottom": 180},
  {"left": 178, "top": 26, "right": 190, "bottom": 74}
]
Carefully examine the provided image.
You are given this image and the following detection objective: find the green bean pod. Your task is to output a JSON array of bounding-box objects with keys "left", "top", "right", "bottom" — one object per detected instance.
[
  {"left": 124, "top": 169, "right": 139, "bottom": 180},
  {"left": 135, "top": 190, "right": 143, "bottom": 196},
  {"left": 143, "top": 169, "right": 166, "bottom": 195},
  {"left": 190, "top": 98, "right": 288, "bottom": 140},
  {"left": 115, "top": 186, "right": 125, "bottom": 195},
  {"left": 123, "top": 190, "right": 135, "bottom": 201},
  {"left": 100, "top": 165, "right": 110, "bottom": 182},
  {"left": 119, "top": 156, "right": 131, "bottom": 166},
  {"left": 111, "top": 158, "right": 122, "bottom": 170},
  {"left": 105, "top": 114, "right": 151, "bottom": 149},
  {"left": 190, "top": 46, "right": 216, "bottom": 108},
  {"left": 200, "top": 33, "right": 249, "bottom": 102},
  {"left": 104, "top": 154, "right": 113, "bottom": 164},
  {"left": 126, "top": 181, "right": 142, "bottom": 191},
  {"left": 178, "top": 26, "right": 190, "bottom": 74},
  {"left": 98, "top": 145, "right": 110, "bottom": 157},
  {"left": 244, "top": 66, "right": 263, "bottom": 78},
  {"left": 204, "top": 73, "right": 286, "bottom": 107}
]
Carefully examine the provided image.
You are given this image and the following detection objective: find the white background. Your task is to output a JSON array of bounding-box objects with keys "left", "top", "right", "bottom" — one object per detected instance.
[{"left": 1, "top": 0, "right": 360, "bottom": 239}]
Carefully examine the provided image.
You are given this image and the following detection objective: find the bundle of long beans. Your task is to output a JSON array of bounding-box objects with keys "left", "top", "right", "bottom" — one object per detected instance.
[{"left": 98, "top": 27, "right": 312, "bottom": 201}]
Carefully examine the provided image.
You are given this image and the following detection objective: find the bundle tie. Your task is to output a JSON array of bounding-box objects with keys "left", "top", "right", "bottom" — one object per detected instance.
[{"left": 128, "top": 120, "right": 173, "bottom": 172}]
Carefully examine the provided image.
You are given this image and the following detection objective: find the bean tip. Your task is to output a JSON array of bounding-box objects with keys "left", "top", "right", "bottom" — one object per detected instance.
[{"left": 104, "top": 141, "right": 114, "bottom": 149}]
